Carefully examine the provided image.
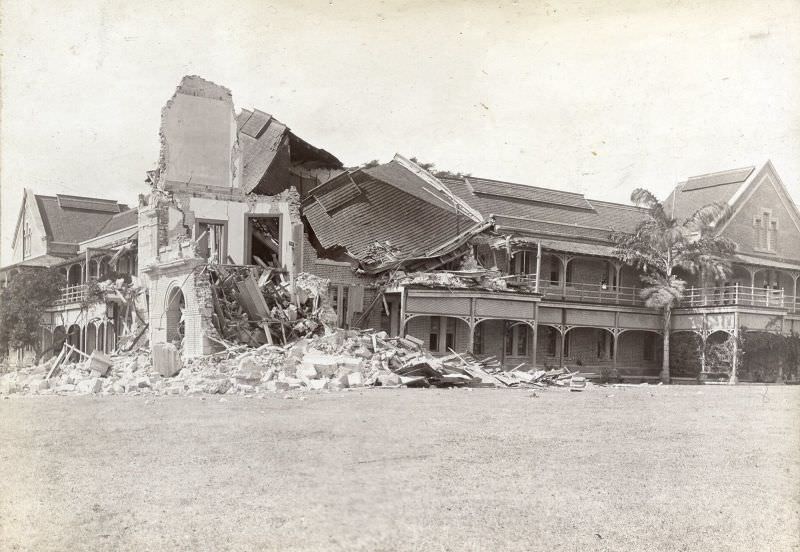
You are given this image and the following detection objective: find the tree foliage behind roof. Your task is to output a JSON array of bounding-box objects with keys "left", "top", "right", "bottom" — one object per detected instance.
[{"left": 347, "top": 157, "right": 471, "bottom": 179}]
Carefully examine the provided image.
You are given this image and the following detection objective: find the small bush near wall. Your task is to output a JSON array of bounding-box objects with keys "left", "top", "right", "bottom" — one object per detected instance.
[
  {"left": 740, "top": 330, "right": 800, "bottom": 383},
  {"left": 669, "top": 334, "right": 703, "bottom": 377}
]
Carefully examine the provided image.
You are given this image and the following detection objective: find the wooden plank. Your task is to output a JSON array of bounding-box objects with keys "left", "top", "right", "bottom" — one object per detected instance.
[
  {"left": 235, "top": 275, "right": 270, "bottom": 320},
  {"left": 46, "top": 344, "right": 67, "bottom": 380}
]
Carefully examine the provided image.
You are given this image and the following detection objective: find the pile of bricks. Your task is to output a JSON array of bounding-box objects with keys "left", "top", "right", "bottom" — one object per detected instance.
[{"left": 0, "top": 326, "right": 587, "bottom": 396}]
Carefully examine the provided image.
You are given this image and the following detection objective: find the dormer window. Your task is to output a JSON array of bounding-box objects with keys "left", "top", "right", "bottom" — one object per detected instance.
[{"left": 754, "top": 209, "right": 778, "bottom": 252}]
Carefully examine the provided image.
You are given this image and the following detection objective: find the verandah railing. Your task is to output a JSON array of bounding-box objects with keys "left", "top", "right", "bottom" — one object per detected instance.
[
  {"left": 684, "top": 284, "right": 785, "bottom": 309},
  {"left": 513, "top": 278, "right": 795, "bottom": 311},
  {"left": 54, "top": 285, "right": 87, "bottom": 306}
]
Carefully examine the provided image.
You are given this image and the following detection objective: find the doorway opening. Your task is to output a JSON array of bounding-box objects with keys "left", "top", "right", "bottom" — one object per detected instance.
[{"left": 248, "top": 216, "right": 281, "bottom": 268}]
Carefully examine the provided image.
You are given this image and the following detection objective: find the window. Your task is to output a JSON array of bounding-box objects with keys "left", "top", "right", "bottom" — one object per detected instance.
[
  {"left": 22, "top": 222, "right": 32, "bottom": 259},
  {"left": 429, "top": 316, "right": 440, "bottom": 351},
  {"left": 329, "top": 284, "right": 362, "bottom": 329},
  {"left": 197, "top": 221, "right": 226, "bottom": 264},
  {"left": 473, "top": 323, "right": 484, "bottom": 355},
  {"left": 596, "top": 331, "right": 613, "bottom": 360},
  {"left": 565, "top": 261, "right": 574, "bottom": 285},
  {"left": 329, "top": 285, "right": 349, "bottom": 328},
  {"left": 643, "top": 333, "right": 656, "bottom": 361},
  {"left": 511, "top": 251, "right": 535, "bottom": 275},
  {"left": 516, "top": 326, "right": 528, "bottom": 356},
  {"left": 754, "top": 210, "right": 778, "bottom": 252},
  {"left": 504, "top": 324, "right": 530, "bottom": 356},
  {"left": 545, "top": 327, "right": 558, "bottom": 356},
  {"left": 445, "top": 317, "right": 456, "bottom": 352}
]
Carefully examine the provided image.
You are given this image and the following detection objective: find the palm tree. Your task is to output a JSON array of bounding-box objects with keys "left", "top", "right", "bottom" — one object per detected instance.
[{"left": 611, "top": 189, "right": 736, "bottom": 383}]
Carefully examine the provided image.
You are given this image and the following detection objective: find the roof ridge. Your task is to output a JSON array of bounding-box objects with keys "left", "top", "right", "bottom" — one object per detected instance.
[
  {"left": 56, "top": 193, "right": 120, "bottom": 204},
  {"left": 686, "top": 165, "right": 755, "bottom": 181},
  {"left": 467, "top": 176, "right": 587, "bottom": 198}
]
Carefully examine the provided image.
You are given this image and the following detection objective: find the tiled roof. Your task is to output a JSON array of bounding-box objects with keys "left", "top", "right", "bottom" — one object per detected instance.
[
  {"left": 94, "top": 207, "right": 138, "bottom": 237},
  {"left": 236, "top": 108, "right": 343, "bottom": 194},
  {"left": 440, "top": 177, "right": 646, "bottom": 242},
  {"left": 467, "top": 177, "right": 594, "bottom": 210},
  {"left": 236, "top": 109, "right": 288, "bottom": 193},
  {"left": 34, "top": 194, "right": 128, "bottom": 244},
  {"left": 0, "top": 254, "right": 67, "bottom": 272},
  {"left": 664, "top": 166, "right": 755, "bottom": 221},
  {"left": 304, "top": 164, "right": 468, "bottom": 263},
  {"left": 311, "top": 172, "right": 363, "bottom": 213},
  {"left": 683, "top": 167, "right": 754, "bottom": 191},
  {"left": 57, "top": 194, "right": 121, "bottom": 212}
]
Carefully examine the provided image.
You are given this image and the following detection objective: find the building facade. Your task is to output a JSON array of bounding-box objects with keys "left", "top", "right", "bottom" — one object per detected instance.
[{"left": 2, "top": 76, "right": 798, "bottom": 382}]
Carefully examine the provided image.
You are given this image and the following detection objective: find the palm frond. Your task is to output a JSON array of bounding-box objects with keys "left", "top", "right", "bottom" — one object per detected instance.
[
  {"left": 684, "top": 202, "right": 733, "bottom": 234},
  {"left": 639, "top": 274, "right": 686, "bottom": 310}
]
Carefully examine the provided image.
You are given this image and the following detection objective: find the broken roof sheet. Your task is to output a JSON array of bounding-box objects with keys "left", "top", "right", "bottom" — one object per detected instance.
[
  {"left": 304, "top": 163, "right": 479, "bottom": 267},
  {"left": 238, "top": 109, "right": 272, "bottom": 138},
  {"left": 237, "top": 109, "right": 288, "bottom": 193},
  {"left": 311, "top": 172, "right": 362, "bottom": 213},
  {"left": 467, "top": 177, "right": 594, "bottom": 210},
  {"left": 236, "top": 109, "right": 343, "bottom": 194}
]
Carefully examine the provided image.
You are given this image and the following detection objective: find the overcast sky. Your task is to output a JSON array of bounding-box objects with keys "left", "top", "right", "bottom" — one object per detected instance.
[{"left": 2, "top": 0, "right": 799, "bottom": 263}]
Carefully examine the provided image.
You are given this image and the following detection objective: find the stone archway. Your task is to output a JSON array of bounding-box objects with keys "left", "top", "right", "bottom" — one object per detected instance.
[{"left": 165, "top": 286, "right": 185, "bottom": 345}]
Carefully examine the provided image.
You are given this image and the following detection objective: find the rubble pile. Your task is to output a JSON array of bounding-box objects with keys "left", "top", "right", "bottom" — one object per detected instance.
[
  {"left": 0, "top": 328, "right": 588, "bottom": 396},
  {"left": 207, "top": 267, "right": 333, "bottom": 347}
]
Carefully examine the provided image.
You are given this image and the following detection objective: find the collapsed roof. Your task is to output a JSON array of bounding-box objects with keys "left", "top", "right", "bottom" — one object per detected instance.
[
  {"left": 303, "top": 155, "right": 488, "bottom": 273},
  {"left": 236, "top": 108, "right": 342, "bottom": 195}
]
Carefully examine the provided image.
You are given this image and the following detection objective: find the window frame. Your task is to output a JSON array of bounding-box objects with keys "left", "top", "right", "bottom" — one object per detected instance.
[{"left": 195, "top": 218, "right": 228, "bottom": 264}]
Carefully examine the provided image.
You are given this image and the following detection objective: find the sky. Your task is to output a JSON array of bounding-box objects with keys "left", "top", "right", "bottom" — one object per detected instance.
[{"left": 2, "top": 0, "right": 799, "bottom": 264}]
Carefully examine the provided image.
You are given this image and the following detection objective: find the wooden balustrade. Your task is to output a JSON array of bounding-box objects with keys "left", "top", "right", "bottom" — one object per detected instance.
[
  {"left": 684, "top": 284, "right": 785, "bottom": 308},
  {"left": 54, "top": 285, "right": 87, "bottom": 306}
]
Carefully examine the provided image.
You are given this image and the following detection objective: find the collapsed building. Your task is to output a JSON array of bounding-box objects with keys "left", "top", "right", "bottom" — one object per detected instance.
[{"left": 2, "top": 75, "right": 800, "bottom": 384}]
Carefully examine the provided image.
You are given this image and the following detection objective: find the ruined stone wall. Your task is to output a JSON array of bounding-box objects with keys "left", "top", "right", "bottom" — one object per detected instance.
[{"left": 146, "top": 257, "right": 217, "bottom": 358}]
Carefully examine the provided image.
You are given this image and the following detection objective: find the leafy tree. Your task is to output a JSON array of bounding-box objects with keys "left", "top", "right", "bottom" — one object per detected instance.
[
  {"left": 409, "top": 157, "right": 471, "bottom": 179},
  {"left": 0, "top": 268, "right": 65, "bottom": 359},
  {"left": 611, "top": 189, "right": 735, "bottom": 383}
]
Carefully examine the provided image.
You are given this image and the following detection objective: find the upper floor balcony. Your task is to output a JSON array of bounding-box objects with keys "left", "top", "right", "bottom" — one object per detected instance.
[
  {"left": 505, "top": 272, "right": 646, "bottom": 307},
  {"left": 683, "top": 284, "right": 793, "bottom": 311},
  {"left": 54, "top": 284, "right": 87, "bottom": 307}
]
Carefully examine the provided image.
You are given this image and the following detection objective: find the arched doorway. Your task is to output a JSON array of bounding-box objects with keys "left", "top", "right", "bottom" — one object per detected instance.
[
  {"left": 53, "top": 326, "right": 67, "bottom": 353},
  {"left": 165, "top": 287, "right": 185, "bottom": 344},
  {"left": 67, "top": 264, "right": 82, "bottom": 286},
  {"left": 704, "top": 330, "right": 735, "bottom": 377},
  {"left": 98, "top": 257, "right": 111, "bottom": 280},
  {"left": 66, "top": 324, "right": 82, "bottom": 360}
]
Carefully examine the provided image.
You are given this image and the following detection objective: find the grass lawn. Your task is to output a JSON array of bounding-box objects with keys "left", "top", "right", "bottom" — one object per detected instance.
[{"left": 0, "top": 385, "right": 798, "bottom": 551}]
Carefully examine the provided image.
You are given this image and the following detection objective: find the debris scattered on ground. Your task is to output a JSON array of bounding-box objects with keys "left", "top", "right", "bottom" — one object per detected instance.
[
  {"left": 0, "top": 327, "right": 588, "bottom": 396},
  {"left": 207, "top": 267, "right": 332, "bottom": 347}
]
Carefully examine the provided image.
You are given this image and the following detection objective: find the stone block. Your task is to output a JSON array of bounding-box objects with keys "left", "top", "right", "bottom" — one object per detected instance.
[
  {"left": 347, "top": 372, "right": 363, "bottom": 387},
  {"left": 77, "top": 378, "right": 102, "bottom": 394},
  {"left": 153, "top": 343, "right": 182, "bottom": 377},
  {"left": 87, "top": 350, "right": 114, "bottom": 376}
]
